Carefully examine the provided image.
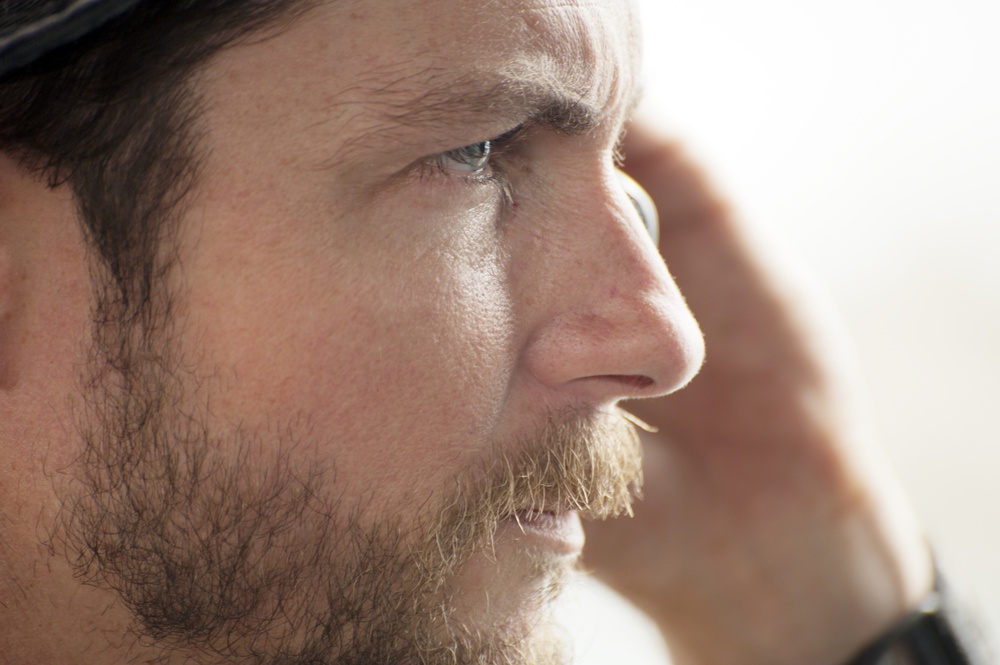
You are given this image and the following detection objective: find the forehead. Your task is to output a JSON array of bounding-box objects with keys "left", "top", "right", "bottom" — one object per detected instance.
[
  {"left": 337, "top": 0, "right": 641, "bottom": 100},
  {"left": 204, "top": 0, "right": 640, "bottom": 136}
]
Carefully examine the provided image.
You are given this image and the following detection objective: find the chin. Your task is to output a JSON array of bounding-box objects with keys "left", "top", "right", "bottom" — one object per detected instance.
[{"left": 428, "top": 526, "right": 577, "bottom": 664}]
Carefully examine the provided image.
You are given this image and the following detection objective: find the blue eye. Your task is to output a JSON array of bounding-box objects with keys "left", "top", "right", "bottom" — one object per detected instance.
[{"left": 431, "top": 140, "right": 492, "bottom": 174}]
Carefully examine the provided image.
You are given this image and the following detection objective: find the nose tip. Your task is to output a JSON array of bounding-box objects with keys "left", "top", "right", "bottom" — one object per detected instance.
[
  {"left": 519, "top": 172, "right": 705, "bottom": 406},
  {"left": 525, "top": 280, "right": 704, "bottom": 402}
]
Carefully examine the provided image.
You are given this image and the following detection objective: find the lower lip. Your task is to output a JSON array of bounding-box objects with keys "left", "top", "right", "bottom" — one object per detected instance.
[{"left": 498, "top": 510, "right": 585, "bottom": 556}]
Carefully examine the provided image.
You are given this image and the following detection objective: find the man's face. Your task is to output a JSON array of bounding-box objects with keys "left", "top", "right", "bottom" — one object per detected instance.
[{"left": 53, "top": 0, "right": 703, "bottom": 662}]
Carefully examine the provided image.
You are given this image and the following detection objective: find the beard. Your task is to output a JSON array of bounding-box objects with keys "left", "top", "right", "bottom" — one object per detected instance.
[{"left": 58, "top": 334, "right": 643, "bottom": 665}]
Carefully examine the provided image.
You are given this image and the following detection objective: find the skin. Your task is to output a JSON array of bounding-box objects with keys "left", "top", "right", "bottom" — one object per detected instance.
[
  {"left": 0, "top": 0, "right": 933, "bottom": 663},
  {"left": 1, "top": 0, "right": 700, "bottom": 663}
]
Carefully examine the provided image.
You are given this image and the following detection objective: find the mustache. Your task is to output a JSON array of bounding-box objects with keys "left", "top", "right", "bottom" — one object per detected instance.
[{"left": 423, "top": 408, "right": 645, "bottom": 565}]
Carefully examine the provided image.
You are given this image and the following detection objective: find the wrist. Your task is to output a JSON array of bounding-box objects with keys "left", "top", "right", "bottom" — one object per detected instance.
[{"left": 844, "top": 568, "right": 992, "bottom": 665}]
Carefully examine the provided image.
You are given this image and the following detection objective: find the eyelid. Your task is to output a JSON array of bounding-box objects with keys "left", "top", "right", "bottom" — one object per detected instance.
[
  {"left": 450, "top": 123, "right": 527, "bottom": 158},
  {"left": 491, "top": 124, "right": 528, "bottom": 147}
]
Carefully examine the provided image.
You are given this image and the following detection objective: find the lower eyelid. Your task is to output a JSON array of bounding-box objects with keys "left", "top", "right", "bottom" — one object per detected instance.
[
  {"left": 414, "top": 160, "right": 513, "bottom": 209},
  {"left": 416, "top": 159, "right": 494, "bottom": 186}
]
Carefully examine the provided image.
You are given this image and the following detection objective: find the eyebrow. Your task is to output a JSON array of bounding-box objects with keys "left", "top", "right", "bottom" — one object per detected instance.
[
  {"left": 400, "top": 77, "right": 602, "bottom": 135},
  {"left": 354, "top": 68, "right": 641, "bottom": 142}
]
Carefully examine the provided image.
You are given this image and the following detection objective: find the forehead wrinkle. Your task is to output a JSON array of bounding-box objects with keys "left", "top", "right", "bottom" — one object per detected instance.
[
  {"left": 283, "top": 0, "right": 642, "bottom": 176},
  {"left": 307, "top": 64, "right": 471, "bottom": 167}
]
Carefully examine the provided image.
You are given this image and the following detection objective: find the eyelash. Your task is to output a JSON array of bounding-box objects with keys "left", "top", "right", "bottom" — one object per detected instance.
[{"left": 421, "top": 127, "right": 524, "bottom": 200}]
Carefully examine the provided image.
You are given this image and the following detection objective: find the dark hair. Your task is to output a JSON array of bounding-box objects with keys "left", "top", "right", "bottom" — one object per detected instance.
[{"left": 0, "top": 1, "right": 313, "bottom": 341}]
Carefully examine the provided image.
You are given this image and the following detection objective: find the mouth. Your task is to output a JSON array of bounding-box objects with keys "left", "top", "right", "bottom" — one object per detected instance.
[{"left": 498, "top": 510, "right": 585, "bottom": 556}]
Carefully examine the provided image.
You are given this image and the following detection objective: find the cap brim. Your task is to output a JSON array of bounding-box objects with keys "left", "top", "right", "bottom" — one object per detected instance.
[{"left": 0, "top": 0, "right": 144, "bottom": 78}]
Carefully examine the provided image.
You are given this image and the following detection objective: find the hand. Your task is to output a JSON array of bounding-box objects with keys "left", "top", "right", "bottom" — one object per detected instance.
[{"left": 584, "top": 120, "right": 933, "bottom": 665}]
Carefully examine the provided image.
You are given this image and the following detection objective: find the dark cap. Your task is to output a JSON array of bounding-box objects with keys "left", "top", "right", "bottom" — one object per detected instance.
[{"left": 0, "top": 0, "right": 144, "bottom": 78}]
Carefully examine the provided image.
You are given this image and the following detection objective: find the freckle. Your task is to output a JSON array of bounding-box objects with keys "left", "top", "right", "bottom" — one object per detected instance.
[{"left": 350, "top": 11, "right": 365, "bottom": 19}]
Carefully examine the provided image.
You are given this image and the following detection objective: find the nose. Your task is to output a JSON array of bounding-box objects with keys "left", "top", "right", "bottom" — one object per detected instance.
[{"left": 515, "top": 166, "right": 705, "bottom": 407}]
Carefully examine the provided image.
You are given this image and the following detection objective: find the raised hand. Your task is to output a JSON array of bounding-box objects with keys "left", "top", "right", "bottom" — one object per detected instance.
[{"left": 584, "top": 120, "right": 933, "bottom": 665}]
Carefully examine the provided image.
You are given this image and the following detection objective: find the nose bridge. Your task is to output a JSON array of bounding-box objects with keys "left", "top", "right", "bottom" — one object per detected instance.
[
  {"left": 517, "top": 165, "right": 704, "bottom": 404},
  {"left": 566, "top": 173, "right": 667, "bottom": 299},
  {"left": 563, "top": 169, "right": 680, "bottom": 334}
]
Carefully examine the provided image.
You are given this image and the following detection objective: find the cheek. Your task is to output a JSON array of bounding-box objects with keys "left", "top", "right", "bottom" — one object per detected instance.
[
  {"left": 178, "top": 205, "right": 516, "bottom": 510},
  {"left": 316, "top": 253, "right": 515, "bottom": 469}
]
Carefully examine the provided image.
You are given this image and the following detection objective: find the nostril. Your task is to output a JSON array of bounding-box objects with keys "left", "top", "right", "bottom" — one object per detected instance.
[{"left": 601, "top": 374, "right": 655, "bottom": 390}]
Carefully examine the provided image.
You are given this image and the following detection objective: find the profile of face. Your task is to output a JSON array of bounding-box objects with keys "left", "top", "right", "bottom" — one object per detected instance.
[{"left": 0, "top": 0, "right": 704, "bottom": 663}]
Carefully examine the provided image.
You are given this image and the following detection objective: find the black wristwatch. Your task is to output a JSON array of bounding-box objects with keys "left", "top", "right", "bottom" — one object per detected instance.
[{"left": 845, "top": 573, "right": 991, "bottom": 665}]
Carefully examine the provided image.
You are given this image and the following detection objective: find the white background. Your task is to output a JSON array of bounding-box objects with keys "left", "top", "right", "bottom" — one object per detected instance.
[{"left": 561, "top": 1, "right": 1000, "bottom": 662}]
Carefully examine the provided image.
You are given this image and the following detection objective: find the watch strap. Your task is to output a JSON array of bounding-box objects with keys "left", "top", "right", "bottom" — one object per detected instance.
[{"left": 845, "top": 573, "right": 991, "bottom": 665}]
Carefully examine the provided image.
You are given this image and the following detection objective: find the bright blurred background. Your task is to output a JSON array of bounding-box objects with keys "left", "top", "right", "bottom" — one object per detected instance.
[{"left": 559, "top": 1, "right": 1000, "bottom": 662}]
